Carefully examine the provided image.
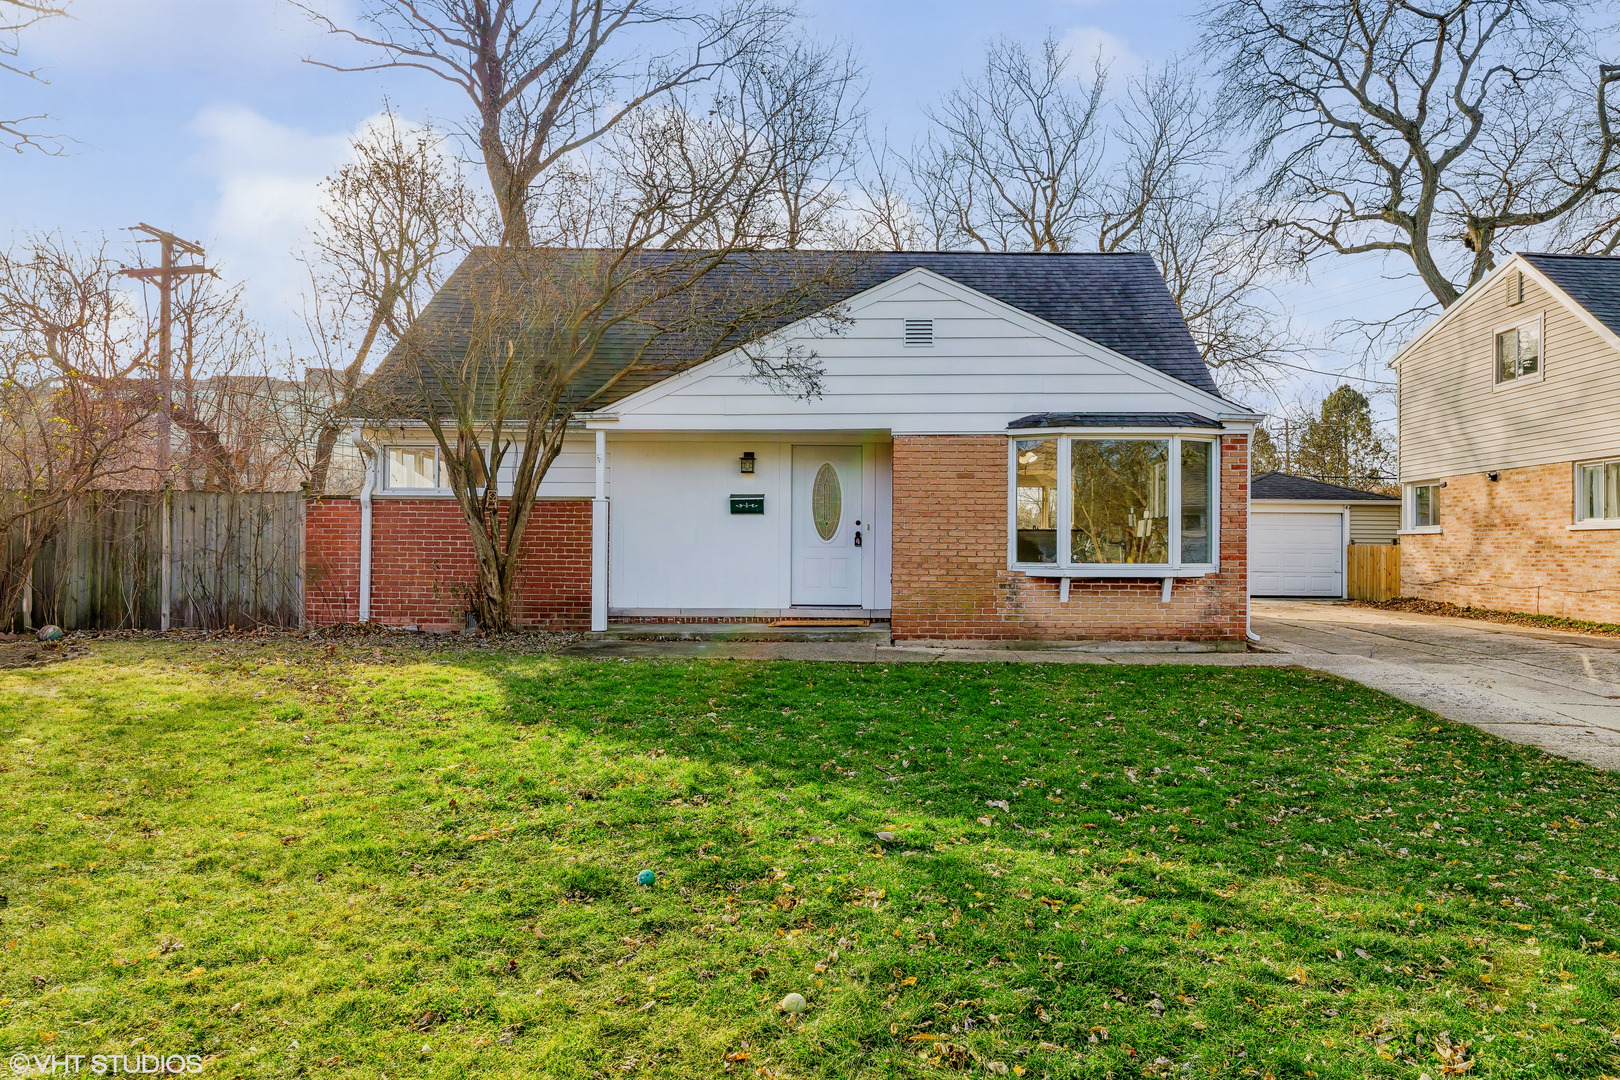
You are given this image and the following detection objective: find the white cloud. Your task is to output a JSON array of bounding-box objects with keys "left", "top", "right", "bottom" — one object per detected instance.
[
  {"left": 1058, "top": 25, "right": 1145, "bottom": 80},
  {"left": 187, "top": 104, "right": 389, "bottom": 333}
]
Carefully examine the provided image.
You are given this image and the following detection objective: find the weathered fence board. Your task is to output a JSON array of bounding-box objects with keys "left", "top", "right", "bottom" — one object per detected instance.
[
  {"left": 6, "top": 491, "right": 303, "bottom": 631},
  {"left": 1346, "top": 543, "right": 1401, "bottom": 603}
]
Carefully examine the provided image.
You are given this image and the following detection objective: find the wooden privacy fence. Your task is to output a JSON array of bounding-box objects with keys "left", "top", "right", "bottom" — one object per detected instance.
[
  {"left": 7, "top": 491, "right": 303, "bottom": 631},
  {"left": 1347, "top": 543, "right": 1401, "bottom": 603}
]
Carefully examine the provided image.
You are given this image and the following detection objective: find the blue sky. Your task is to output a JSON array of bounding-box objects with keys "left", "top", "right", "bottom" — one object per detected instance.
[{"left": 2, "top": 0, "right": 1396, "bottom": 415}]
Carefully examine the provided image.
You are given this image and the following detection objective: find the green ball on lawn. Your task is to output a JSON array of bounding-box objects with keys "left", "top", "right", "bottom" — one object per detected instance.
[
  {"left": 779, "top": 993, "right": 807, "bottom": 1015},
  {"left": 636, "top": 869, "right": 656, "bottom": 887}
]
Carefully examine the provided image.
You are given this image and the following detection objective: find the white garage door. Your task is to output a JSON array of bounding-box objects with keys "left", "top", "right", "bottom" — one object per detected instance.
[{"left": 1250, "top": 511, "right": 1343, "bottom": 597}]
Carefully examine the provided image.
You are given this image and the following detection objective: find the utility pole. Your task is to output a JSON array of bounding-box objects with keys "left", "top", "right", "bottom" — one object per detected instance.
[{"left": 121, "top": 224, "right": 212, "bottom": 631}]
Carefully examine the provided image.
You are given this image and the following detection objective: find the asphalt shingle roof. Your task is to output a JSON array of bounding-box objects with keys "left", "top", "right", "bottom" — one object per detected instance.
[
  {"left": 360, "top": 249, "right": 1218, "bottom": 419},
  {"left": 1250, "top": 472, "right": 1397, "bottom": 502},
  {"left": 1520, "top": 253, "right": 1620, "bottom": 342}
]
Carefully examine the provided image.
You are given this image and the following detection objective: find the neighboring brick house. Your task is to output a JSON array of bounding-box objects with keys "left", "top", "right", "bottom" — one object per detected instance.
[
  {"left": 1393, "top": 253, "right": 1620, "bottom": 621},
  {"left": 308, "top": 251, "right": 1259, "bottom": 642}
]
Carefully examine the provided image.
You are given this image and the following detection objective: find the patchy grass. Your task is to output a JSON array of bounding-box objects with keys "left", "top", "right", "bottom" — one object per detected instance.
[
  {"left": 1357, "top": 597, "right": 1620, "bottom": 639},
  {"left": 2, "top": 643, "right": 1619, "bottom": 1079}
]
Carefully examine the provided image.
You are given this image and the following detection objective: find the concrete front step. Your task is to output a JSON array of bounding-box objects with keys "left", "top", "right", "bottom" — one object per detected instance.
[{"left": 601, "top": 622, "right": 892, "bottom": 643}]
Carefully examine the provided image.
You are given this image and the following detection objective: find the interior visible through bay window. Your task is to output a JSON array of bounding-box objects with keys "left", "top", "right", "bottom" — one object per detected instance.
[{"left": 1010, "top": 433, "right": 1219, "bottom": 571}]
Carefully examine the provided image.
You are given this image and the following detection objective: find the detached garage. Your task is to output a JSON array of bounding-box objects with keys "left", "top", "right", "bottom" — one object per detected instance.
[{"left": 1249, "top": 473, "right": 1399, "bottom": 597}]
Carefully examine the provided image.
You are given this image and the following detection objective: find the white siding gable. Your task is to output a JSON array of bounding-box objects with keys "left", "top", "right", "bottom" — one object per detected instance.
[{"left": 594, "top": 268, "right": 1234, "bottom": 434}]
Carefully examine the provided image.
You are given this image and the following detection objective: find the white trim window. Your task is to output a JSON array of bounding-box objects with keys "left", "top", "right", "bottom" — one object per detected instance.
[
  {"left": 1494, "top": 316, "right": 1542, "bottom": 384},
  {"left": 1577, "top": 458, "right": 1620, "bottom": 524},
  {"left": 385, "top": 445, "right": 442, "bottom": 490},
  {"left": 1010, "top": 433, "right": 1219, "bottom": 573},
  {"left": 1406, "top": 481, "right": 1442, "bottom": 531}
]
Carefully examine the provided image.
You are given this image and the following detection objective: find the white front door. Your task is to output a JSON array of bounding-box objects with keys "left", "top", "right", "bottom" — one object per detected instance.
[
  {"left": 1250, "top": 510, "right": 1345, "bottom": 597},
  {"left": 792, "top": 445, "right": 864, "bottom": 606}
]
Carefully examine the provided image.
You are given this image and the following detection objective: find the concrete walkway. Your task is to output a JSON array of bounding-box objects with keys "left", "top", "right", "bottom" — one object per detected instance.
[
  {"left": 561, "top": 601, "right": 1620, "bottom": 769},
  {"left": 1251, "top": 599, "right": 1620, "bottom": 770}
]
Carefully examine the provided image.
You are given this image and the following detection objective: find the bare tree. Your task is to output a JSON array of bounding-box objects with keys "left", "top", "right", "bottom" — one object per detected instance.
[
  {"left": 1115, "top": 66, "right": 1305, "bottom": 391},
  {"left": 300, "top": 0, "right": 792, "bottom": 247},
  {"left": 913, "top": 35, "right": 1107, "bottom": 252},
  {"left": 1, "top": 0, "right": 66, "bottom": 153},
  {"left": 736, "top": 35, "right": 865, "bottom": 248},
  {"left": 361, "top": 103, "right": 861, "bottom": 631},
  {"left": 845, "top": 135, "right": 928, "bottom": 251},
  {"left": 1204, "top": 0, "right": 1620, "bottom": 314},
  {"left": 912, "top": 39, "right": 1301, "bottom": 389},
  {"left": 0, "top": 234, "right": 155, "bottom": 623},
  {"left": 362, "top": 244, "right": 856, "bottom": 632},
  {"left": 302, "top": 116, "right": 485, "bottom": 493}
]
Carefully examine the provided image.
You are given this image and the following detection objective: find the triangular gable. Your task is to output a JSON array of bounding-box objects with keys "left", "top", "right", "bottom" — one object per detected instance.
[
  {"left": 591, "top": 267, "right": 1246, "bottom": 431},
  {"left": 1391, "top": 254, "right": 1620, "bottom": 368}
]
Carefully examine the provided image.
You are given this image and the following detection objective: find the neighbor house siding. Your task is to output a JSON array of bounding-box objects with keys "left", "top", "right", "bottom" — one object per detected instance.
[
  {"left": 1349, "top": 504, "right": 1400, "bottom": 545},
  {"left": 302, "top": 497, "right": 592, "bottom": 630},
  {"left": 1397, "top": 271, "right": 1620, "bottom": 480},
  {"left": 1400, "top": 463, "right": 1620, "bottom": 621},
  {"left": 889, "top": 433, "right": 1249, "bottom": 642}
]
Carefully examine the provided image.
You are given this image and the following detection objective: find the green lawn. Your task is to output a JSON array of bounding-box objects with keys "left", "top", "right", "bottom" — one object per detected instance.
[{"left": 2, "top": 642, "right": 1619, "bottom": 1079}]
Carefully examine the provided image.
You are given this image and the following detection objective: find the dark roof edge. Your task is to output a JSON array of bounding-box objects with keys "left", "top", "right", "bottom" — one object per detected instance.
[
  {"left": 1008, "top": 412, "right": 1225, "bottom": 431},
  {"left": 1250, "top": 471, "right": 1399, "bottom": 502}
]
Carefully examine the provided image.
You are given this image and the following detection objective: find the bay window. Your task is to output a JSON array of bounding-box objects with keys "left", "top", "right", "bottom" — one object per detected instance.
[{"left": 1010, "top": 433, "right": 1220, "bottom": 572}]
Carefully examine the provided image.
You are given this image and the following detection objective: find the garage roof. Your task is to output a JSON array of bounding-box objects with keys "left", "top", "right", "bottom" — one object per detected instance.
[{"left": 1251, "top": 472, "right": 1397, "bottom": 502}]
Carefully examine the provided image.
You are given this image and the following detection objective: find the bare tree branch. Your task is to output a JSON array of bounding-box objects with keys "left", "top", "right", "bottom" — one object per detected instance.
[
  {"left": 298, "top": 0, "right": 794, "bottom": 246},
  {"left": 1204, "top": 0, "right": 1620, "bottom": 309},
  {"left": 1, "top": 0, "right": 67, "bottom": 153}
]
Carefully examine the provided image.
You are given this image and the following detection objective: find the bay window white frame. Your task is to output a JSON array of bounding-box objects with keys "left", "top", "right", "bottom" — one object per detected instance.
[{"left": 1006, "top": 431, "right": 1221, "bottom": 578}]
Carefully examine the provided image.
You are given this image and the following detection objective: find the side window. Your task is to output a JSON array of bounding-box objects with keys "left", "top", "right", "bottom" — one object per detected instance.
[
  {"left": 386, "top": 447, "right": 439, "bottom": 489},
  {"left": 1495, "top": 318, "right": 1541, "bottom": 383},
  {"left": 1578, "top": 460, "right": 1620, "bottom": 523},
  {"left": 1409, "top": 482, "right": 1441, "bottom": 529}
]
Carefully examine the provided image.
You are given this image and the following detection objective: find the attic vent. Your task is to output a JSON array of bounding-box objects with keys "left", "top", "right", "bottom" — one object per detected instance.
[
  {"left": 1507, "top": 270, "right": 1525, "bottom": 305},
  {"left": 903, "top": 318, "right": 934, "bottom": 348}
]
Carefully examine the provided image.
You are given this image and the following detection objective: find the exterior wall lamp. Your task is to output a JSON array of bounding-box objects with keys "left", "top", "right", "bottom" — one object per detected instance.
[{"left": 740, "top": 451, "right": 756, "bottom": 474}]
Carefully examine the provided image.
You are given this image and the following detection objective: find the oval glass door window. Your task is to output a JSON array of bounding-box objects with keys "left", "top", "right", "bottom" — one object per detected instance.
[{"left": 811, "top": 462, "right": 842, "bottom": 541}]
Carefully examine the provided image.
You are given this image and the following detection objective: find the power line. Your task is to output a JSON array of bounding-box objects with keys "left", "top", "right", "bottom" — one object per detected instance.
[{"left": 1266, "top": 357, "right": 1396, "bottom": 387}]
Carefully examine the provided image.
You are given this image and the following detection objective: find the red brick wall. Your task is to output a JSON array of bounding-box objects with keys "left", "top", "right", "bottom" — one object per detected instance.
[
  {"left": 305, "top": 498, "right": 361, "bottom": 625},
  {"left": 303, "top": 497, "right": 592, "bottom": 630},
  {"left": 890, "top": 433, "right": 1250, "bottom": 642},
  {"left": 1401, "top": 462, "right": 1620, "bottom": 621}
]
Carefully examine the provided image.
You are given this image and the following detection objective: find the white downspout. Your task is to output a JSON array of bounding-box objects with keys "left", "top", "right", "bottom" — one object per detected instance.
[
  {"left": 1244, "top": 432, "right": 1260, "bottom": 643},
  {"left": 591, "top": 429, "right": 608, "bottom": 632},
  {"left": 352, "top": 425, "right": 375, "bottom": 623}
]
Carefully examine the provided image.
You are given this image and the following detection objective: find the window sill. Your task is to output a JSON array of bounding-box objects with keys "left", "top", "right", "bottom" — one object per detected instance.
[
  {"left": 1013, "top": 564, "right": 1217, "bottom": 579},
  {"left": 1568, "top": 520, "right": 1620, "bottom": 531},
  {"left": 1398, "top": 527, "right": 1442, "bottom": 536},
  {"left": 376, "top": 490, "right": 457, "bottom": 498}
]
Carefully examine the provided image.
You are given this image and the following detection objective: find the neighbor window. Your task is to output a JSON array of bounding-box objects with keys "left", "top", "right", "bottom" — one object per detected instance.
[
  {"left": 1010, "top": 434, "right": 1218, "bottom": 570},
  {"left": 1577, "top": 459, "right": 1620, "bottom": 523},
  {"left": 1409, "top": 482, "right": 1442, "bottom": 529},
  {"left": 386, "top": 446, "right": 440, "bottom": 489},
  {"left": 1495, "top": 318, "right": 1541, "bottom": 383}
]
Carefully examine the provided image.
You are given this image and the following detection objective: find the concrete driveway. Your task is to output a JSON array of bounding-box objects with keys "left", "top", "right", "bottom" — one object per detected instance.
[{"left": 1253, "top": 599, "right": 1620, "bottom": 770}]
